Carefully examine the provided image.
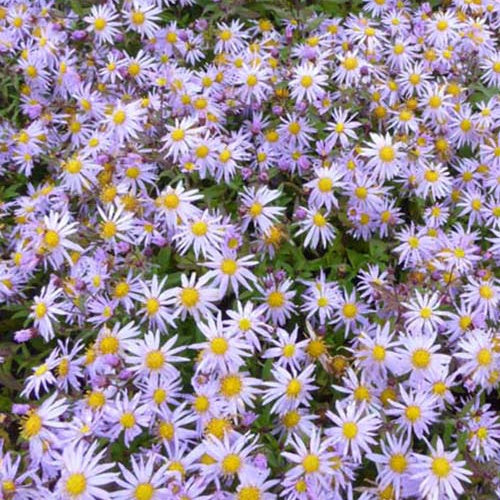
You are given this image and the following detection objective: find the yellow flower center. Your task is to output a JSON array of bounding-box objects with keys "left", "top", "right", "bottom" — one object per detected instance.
[
  {"left": 193, "top": 395, "right": 210, "bottom": 413},
  {"left": 408, "top": 236, "right": 420, "bottom": 249},
  {"left": 300, "top": 75, "right": 313, "bottom": 88},
  {"left": 66, "top": 473, "right": 87, "bottom": 496},
  {"left": 405, "top": 405, "right": 421, "bottom": 422},
  {"left": 220, "top": 375, "right": 242, "bottom": 397},
  {"left": 342, "top": 303, "right": 358, "bottom": 319},
  {"left": 431, "top": 457, "right": 451, "bottom": 478},
  {"left": 286, "top": 379, "right": 302, "bottom": 398},
  {"left": 312, "top": 213, "right": 326, "bottom": 227},
  {"left": 114, "top": 282, "right": 130, "bottom": 298},
  {"left": 145, "top": 350, "right": 165, "bottom": 370},
  {"left": 87, "top": 390, "right": 105, "bottom": 409},
  {"left": 22, "top": 412, "right": 42, "bottom": 438},
  {"left": 159, "top": 421, "right": 174, "bottom": 440},
  {"left": 479, "top": 285, "right": 493, "bottom": 300},
  {"left": 153, "top": 388, "right": 166, "bottom": 405},
  {"left": 307, "top": 339, "right": 326, "bottom": 358},
  {"left": 163, "top": 193, "right": 179, "bottom": 209},
  {"left": 191, "top": 221, "right": 208, "bottom": 236},
  {"left": 283, "top": 344, "right": 296, "bottom": 358},
  {"left": 389, "top": 453, "right": 407, "bottom": 473},
  {"left": 238, "top": 486, "right": 261, "bottom": 500},
  {"left": 112, "top": 110, "right": 126, "bottom": 125},
  {"left": 302, "top": 454, "right": 320, "bottom": 473},
  {"left": 120, "top": 412, "right": 136, "bottom": 429},
  {"left": 221, "top": 259, "right": 238, "bottom": 275},
  {"left": 101, "top": 221, "right": 117, "bottom": 239},
  {"left": 66, "top": 158, "right": 82, "bottom": 174},
  {"left": 343, "top": 57, "right": 358, "bottom": 70},
  {"left": 412, "top": 348, "right": 431, "bottom": 369},
  {"left": 267, "top": 291, "right": 285, "bottom": 308},
  {"left": 131, "top": 10, "right": 145, "bottom": 26},
  {"left": 342, "top": 421, "right": 358, "bottom": 439},
  {"left": 249, "top": 202, "right": 263, "bottom": 218},
  {"left": 34, "top": 364, "right": 48, "bottom": 376},
  {"left": 145, "top": 297, "right": 160, "bottom": 316},
  {"left": 476, "top": 348, "right": 492, "bottom": 367},
  {"left": 210, "top": 337, "right": 228, "bottom": 355},
  {"left": 94, "top": 18, "right": 106, "bottom": 31},
  {"left": 180, "top": 288, "right": 199, "bottom": 307},
  {"left": 282, "top": 410, "right": 301, "bottom": 428},
  {"left": 44, "top": 230, "right": 60, "bottom": 248},
  {"left": 222, "top": 454, "right": 241, "bottom": 474},
  {"left": 379, "top": 145, "right": 395, "bottom": 163},
  {"left": 35, "top": 302, "right": 47, "bottom": 319},
  {"left": 372, "top": 345, "right": 386, "bottom": 361},
  {"left": 135, "top": 483, "right": 154, "bottom": 500}
]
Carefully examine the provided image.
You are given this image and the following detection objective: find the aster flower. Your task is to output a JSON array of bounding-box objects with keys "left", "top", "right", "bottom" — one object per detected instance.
[
  {"left": 54, "top": 440, "right": 118, "bottom": 499},
  {"left": 412, "top": 438, "right": 471, "bottom": 500}
]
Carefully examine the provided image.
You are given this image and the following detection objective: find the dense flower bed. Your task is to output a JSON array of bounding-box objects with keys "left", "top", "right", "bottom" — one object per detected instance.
[{"left": 0, "top": 0, "right": 500, "bottom": 498}]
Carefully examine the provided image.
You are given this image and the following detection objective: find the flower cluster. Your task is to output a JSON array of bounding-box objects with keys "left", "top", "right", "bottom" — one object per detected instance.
[{"left": 0, "top": 0, "right": 500, "bottom": 499}]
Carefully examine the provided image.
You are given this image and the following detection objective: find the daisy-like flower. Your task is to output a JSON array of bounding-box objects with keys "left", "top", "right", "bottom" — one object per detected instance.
[
  {"left": 295, "top": 207, "right": 335, "bottom": 250},
  {"left": 97, "top": 203, "right": 135, "bottom": 247},
  {"left": 282, "top": 428, "right": 337, "bottom": 491},
  {"left": 155, "top": 183, "right": 202, "bottom": 228},
  {"left": 257, "top": 277, "right": 296, "bottom": 326},
  {"left": 353, "top": 323, "right": 400, "bottom": 381},
  {"left": 59, "top": 154, "right": 100, "bottom": 195},
  {"left": 262, "top": 326, "right": 308, "bottom": 370},
  {"left": 173, "top": 210, "right": 224, "bottom": 259},
  {"left": 455, "top": 329, "right": 498, "bottom": 388},
  {"left": 37, "top": 210, "right": 82, "bottom": 268},
  {"left": 480, "top": 51, "right": 500, "bottom": 87},
  {"left": 368, "top": 433, "right": 415, "bottom": 493},
  {"left": 361, "top": 133, "right": 403, "bottom": 181},
  {"left": 55, "top": 440, "right": 117, "bottom": 499},
  {"left": 214, "top": 20, "right": 248, "bottom": 53},
  {"left": 240, "top": 186, "right": 284, "bottom": 233},
  {"left": 462, "top": 277, "right": 499, "bottom": 320},
  {"left": 416, "top": 163, "right": 453, "bottom": 200},
  {"left": 20, "top": 393, "right": 68, "bottom": 463},
  {"left": 201, "top": 432, "right": 259, "bottom": 483},
  {"left": 327, "top": 401, "right": 381, "bottom": 462},
  {"left": 218, "top": 370, "right": 262, "bottom": 415},
  {"left": 325, "top": 108, "right": 361, "bottom": 147},
  {"left": 192, "top": 313, "right": 251, "bottom": 373},
  {"left": 225, "top": 300, "right": 272, "bottom": 351},
  {"left": 137, "top": 276, "right": 175, "bottom": 333},
  {"left": 203, "top": 251, "right": 258, "bottom": 298},
  {"left": 262, "top": 364, "right": 316, "bottom": 414},
  {"left": 387, "top": 386, "right": 439, "bottom": 439},
  {"left": 84, "top": 4, "right": 120, "bottom": 44},
  {"left": 114, "top": 454, "right": 169, "bottom": 500},
  {"left": 331, "top": 289, "right": 369, "bottom": 337},
  {"left": 105, "top": 100, "right": 147, "bottom": 144},
  {"left": 289, "top": 62, "right": 328, "bottom": 103},
  {"left": 104, "top": 392, "right": 148, "bottom": 446},
  {"left": 412, "top": 438, "right": 471, "bottom": 500},
  {"left": 123, "top": 0, "right": 162, "bottom": 39},
  {"left": 402, "top": 291, "right": 448, "bottom": 335},
  {"left": 236, "top": 61, "right": 273, "bottom": 104},
  {"left": 394, "top": 223, "right": 436, "bottom": 268},
  {"left": 397, "top": 333, "right": 451, "bottom": 384},
  {"left": 125, "top": 330, "right": 187, "bottom": 380},
  {"left": 29, "top": 282, "right": 67, "bottom": 341},
  {"left": 334, "top": 51, "right": 366, "bottom": 86},
  {"left": 305, "top": 166, "right": 346, "bottom": 211},
  {"left": 300, "top": 271, "right": 340, "bottom": 325},
  {"left": 164, "top": 273, "right": 219, "bottom": 322},
  {"left": 162, "top": 117, "right": 202, "bottom": 162}
]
